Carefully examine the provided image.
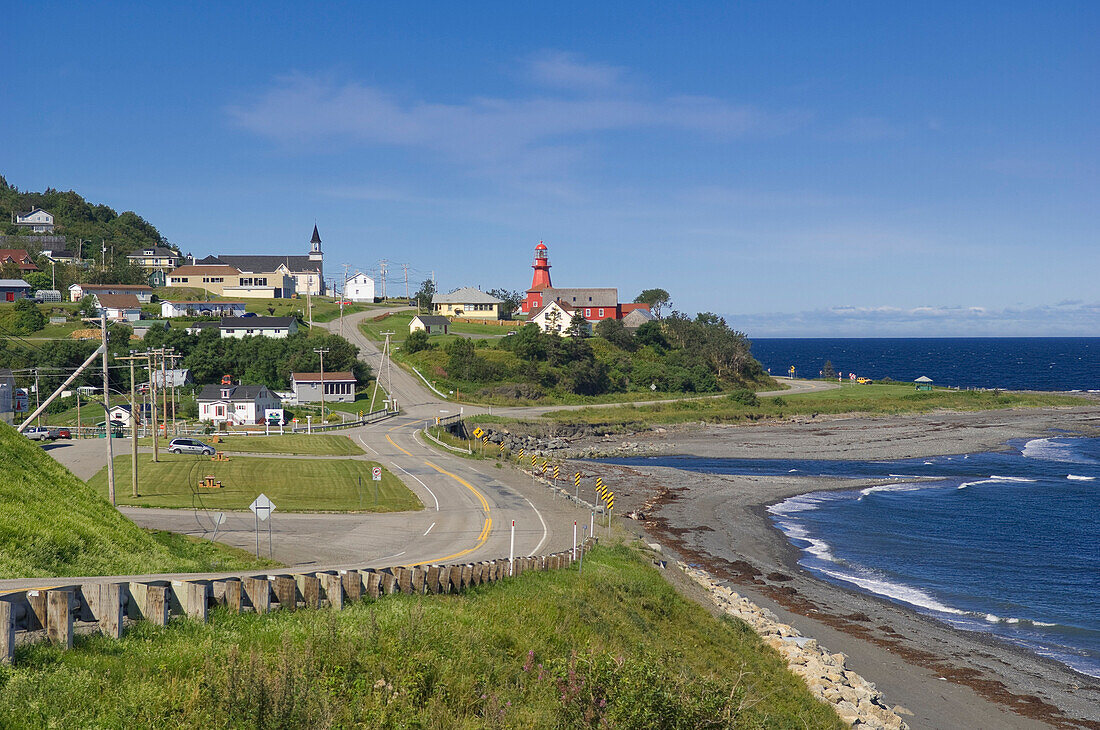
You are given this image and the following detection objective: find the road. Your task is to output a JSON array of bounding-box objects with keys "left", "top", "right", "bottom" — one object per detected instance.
[{"left": 30, "top": 307, "right": 831, "bottom": 581}]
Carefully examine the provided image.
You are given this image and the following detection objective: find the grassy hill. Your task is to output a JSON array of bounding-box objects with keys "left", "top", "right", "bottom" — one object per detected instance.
[
  {"left": 0, "top": 423, "right": 274, "bottom": 578},
  {"left": 0, "top": 543, "right": 844, "bottom": 728}
]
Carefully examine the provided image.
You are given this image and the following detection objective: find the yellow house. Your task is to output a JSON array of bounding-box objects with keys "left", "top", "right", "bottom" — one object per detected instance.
[
  {"left": 432, "top": 287, "right": 502, "bottom": 319},
  {"left": 167, "top": 264, "right": 295, "bottom": 298}
]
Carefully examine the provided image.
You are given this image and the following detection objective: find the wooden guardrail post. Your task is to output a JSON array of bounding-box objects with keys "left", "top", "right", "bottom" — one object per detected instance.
[
  {"left": 129, "top": 583, "right": 169, "bottom": 626},
  {"left": 296, "top": 574, "right": 321, "bottom": 609},
  {"left": 84, "top": 582, "right": 125, "bottom": 639},
  {"left": 46, "top": 590, "right": 73, "bottom": 648},
  {"left": 425, "top": 566, "right": 441, "bottom": 594},
  {"left": 242, "top": 577, "right": 271, "bottom": 614},
  {"left": 410, "top": 567, "right": 425, "bottom": 594},
  {"left": 219, "top": 578, "right": 243, "bottom": 613},
  {"left": 318, "top": 573, "right": 343, "bottom": 610},
  {"left": 361, "top": 570, "right": 381, "bottom": 599},
  {"left": 273, "top": 576, "right": 298, "bottom": 611},
  {"left": 26, "top": 590, "right": 47, "bottom": 631},
  {"left": 173, "top": 581, "right": 209, "bottom": 622},
  {"left": 395, "top": 567, "right": 412, "bottom": 594},
  {"left": 341, "top": 570, "right": 363, "bottom": 602},
  {"left": 0, "top": 600, "right": 15, "bottom": 663}
]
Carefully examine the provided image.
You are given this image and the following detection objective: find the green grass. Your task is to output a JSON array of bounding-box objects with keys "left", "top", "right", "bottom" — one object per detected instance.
[
  {"left": 0, "top": 423, "right": 276, "bottom": 579},
  {"left": 0, "top": 544, "right": 844, "bottom": 728},
  {"left": 500, "top": 382, "right": 1087, "bottom": 426},
  {"left": 136, "top": 434, "right": 362, "bottom": 456},
  {"left": 448, "top": 318, "right": 524, "bottom": 336},
  {"left": 86, "top": 453, "right": 422, "bottom": 512},
  {"left": 324, "top": 389, "right": 391, "bottom": 415}
]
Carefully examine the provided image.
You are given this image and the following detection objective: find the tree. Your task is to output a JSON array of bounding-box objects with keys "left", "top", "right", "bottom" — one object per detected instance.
[
  {"left": 487, "top": 288, "right": 523, "bottom": 319},
  {"left": 11, "top": 299, "right": 45, "bottom": 334},
  {"left": 634, "top": 321, "right": 669, "bottom": 351},
  {"left": 633, "top": 288, "right": 671, "bottom": 319},
  {"left": 77, "top": 295, "right": 98, "bottom": 319},
  {"left": 565, "top": 313, "right": 590, "bottom": 339},
  {"left": 414, "top": 279, "right": 436, "bottom": 312},
  {"left": 405, "top": 328, "right": 431, "bottom": 354},
  {"left": 594, "top": 318, "right": 634, "bottom": 350}
]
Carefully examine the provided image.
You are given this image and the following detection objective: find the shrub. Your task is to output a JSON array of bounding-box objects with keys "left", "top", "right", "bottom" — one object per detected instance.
[{"left": 726, "top": 388, "right": 758, "bottom": 407}]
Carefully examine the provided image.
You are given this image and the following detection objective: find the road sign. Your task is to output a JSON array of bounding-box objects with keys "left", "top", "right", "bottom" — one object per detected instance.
[
  {"left": 473, "top": 427, "right": 484, "bottom": 438},
  {"left": 574, "top": 472, "right": 581, "bottom": 487},
  {"left": 554, "top": 465, "right": 560, "bottom": 479},
  {"left": 518, "top": 448, "right": 525, "bottom": 458},
  {"left": 213, "top": 512, "right": 227, "bottom": 526},
  {"left": 372, "top": 466, "right": 382, "bottom": 481},
  {"left": 250, "top": 493, "right": 276, "bottom": 521},
  {"left": 499, "top": 443, "right": 506, "bottom": 453}
]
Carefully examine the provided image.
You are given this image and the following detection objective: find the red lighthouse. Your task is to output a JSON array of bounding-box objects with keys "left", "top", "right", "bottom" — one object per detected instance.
[{"left": 522, "top": 241, "right": 553, "bottom": 313}]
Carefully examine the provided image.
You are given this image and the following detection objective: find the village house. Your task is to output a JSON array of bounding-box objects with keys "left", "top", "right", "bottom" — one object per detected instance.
[
  {"left": 621, "top": 306, "right": 657, "bottom": 329},
  {"left": 0, "top": 279, "right": 32, "bottom": 302},
  {"left": 107, "top": 404, "right": 138, "bottom": 429},
  {"left": 529, "top": 301, "right": 584, "bottom": 334},
  {"left": 190, "top": 225, "right": 326, "bottom": 297},
  {"left": 409, "top": 314, "right": 450, "bottom": 335},
  {"left": 291, "top": 371, "right": 356, "bottom": 404},
  {"left": 519, "top": 242, "right": 649, "bottom": 323},
  {"left": 160, "top": 300, "right": 248, "bottom": 318},
  {"left": 0, "top": 248, "right": 39, "bottom": 273},
  {"left": 11, "top": 208, "right": 54, "bottom": 233},
  {"left": 94, "top": 293, "right": 143, "bottom": 322},
  {"left": 219, "top": 316, "right": 297, "bottom": 339},
  {"left": 196, "top": 383, "right": 282, "bottom": 425},
  {"left": 69, "top": 283, "right": 153, "bottom": 303},
  {"left": 127, "top": 246, "right": 182, "bottom": 272},
  {"left": 344, "top": 272, "right": 376, "bottom": 302},
  {"left": 432, "top": 287, "right": 502, "bottom": 319}
]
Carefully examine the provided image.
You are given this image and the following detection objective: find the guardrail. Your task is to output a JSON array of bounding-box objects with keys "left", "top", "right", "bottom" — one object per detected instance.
[
  {"left": 0, "top": 538, "right": 596, "bottom": 664},
  {"left": 421, "top": 427, "right": 472, "bottom": 454}
]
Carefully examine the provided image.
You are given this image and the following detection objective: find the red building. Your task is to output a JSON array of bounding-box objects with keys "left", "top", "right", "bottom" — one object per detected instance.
[{"left": 520, "top": 242, "right": 648, "bottom": 323}]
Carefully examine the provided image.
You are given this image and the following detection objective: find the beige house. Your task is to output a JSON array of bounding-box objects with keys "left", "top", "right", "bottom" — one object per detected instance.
[
  {"left": 127, "top": 246, "right": 182, "bottom": 272},
  {"left": 432, "top": 287, "right": 502, "bottom": 320},
  {"left": 167, "top": 264, "right": 294, "bottom": 299},
  {"left": 410, "top": 314, "right": 450, "bottom": 335}
]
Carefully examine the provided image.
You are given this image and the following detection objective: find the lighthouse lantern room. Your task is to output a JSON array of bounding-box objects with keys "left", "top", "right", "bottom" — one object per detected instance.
[{"left": 522, "top": 241, "right": 553, "bottom": 313}]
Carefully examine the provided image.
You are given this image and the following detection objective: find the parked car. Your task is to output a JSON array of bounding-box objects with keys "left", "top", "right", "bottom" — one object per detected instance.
[
  {"left": 47, "top": 427, "right": 72, "bottom": 440},
  {"left": 23, "top": 426, "right": 52, "bottom": 441},
  {"left": 167, "top": 438, "right": 216, "bottom": 456}
]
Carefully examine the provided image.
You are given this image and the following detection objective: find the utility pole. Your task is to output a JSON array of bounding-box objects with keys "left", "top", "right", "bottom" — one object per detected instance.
[
  {"left": 146, "top": 350, "right": 159, "bottom": 462},
  {"left": 33, "top": 368, "right": 40, "bottom": 426},
  {"left": 379, "top": 260, "right": 388, "bottom": 300},
  {"left": 403, "top": 263, "right": 409, "bottom": 301},
  {"left": 117, "top": 352, "right": 143, "bottom": 497},
  {"left": 306, "top": 287, "right": 312, "bottom": 327},
  {"left": 340, "top": 262, "right": 351, "bottom": 337},
  {"left": 314, "top": 347, "right": 329, "bottom": 422},
  {"left": 371, "top": 332, "right": 393, "bottom": 413},
  {"left": 100, "top": 311, "right": 115, "bottom": 505}
]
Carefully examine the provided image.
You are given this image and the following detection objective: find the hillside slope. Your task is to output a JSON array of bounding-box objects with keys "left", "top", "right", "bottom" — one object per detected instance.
[{"left": 0, "top": 423, "right": 271, "bottom": 578}]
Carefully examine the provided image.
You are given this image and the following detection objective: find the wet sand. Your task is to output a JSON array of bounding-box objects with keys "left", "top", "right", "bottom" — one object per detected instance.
[{"left": 568, "top": 407, "right": 1100, "bottom": 729}]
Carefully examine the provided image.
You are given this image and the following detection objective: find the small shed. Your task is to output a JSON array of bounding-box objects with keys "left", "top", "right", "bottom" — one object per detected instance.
[
  {"left": 410, "top": 314, "right": 450, "bottom": 335},
  {"left": 0, "top": 279, "right": 32, "bottom": 302},
  {"left": 914, "top": 375, "right": 933, "bottom": 391}
]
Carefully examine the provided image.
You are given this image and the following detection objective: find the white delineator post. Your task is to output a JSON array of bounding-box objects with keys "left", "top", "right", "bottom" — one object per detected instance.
[
  {"left": 590, "top": 511, "right": 594, "bottom": 538},
  {"left": 509, "top": 520, "right": 515, "bottom": 576},
  {"left": 572, "top": 521, "right": 577, "bottom": 560}
]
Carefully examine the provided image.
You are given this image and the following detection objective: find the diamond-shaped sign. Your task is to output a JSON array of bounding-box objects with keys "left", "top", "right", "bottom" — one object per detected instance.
[{"left": 250, "top": 493, "right": 276, "bottom": 521}]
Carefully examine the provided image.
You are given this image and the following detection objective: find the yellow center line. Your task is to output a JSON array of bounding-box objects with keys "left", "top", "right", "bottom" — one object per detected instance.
[
  {"left": 386, "top": 433, "right": 413, "bottom": 456},
  {"left": 404, "top": 460, "right": 492, "bottom": 567}
]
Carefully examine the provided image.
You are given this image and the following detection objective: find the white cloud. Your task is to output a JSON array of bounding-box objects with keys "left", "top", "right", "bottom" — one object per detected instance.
[
  {"left": 227, "top": 72, "right": 800, "bottom": 167},
  {"left": 728, "top": 302, "right": 1100, "bottom": 337},
  {"left": 526, "top": 51, "right": 626, "bottom": 92}
]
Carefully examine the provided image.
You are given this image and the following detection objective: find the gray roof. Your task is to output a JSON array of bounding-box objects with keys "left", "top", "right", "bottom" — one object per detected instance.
[
  {"left": 432, "top": 287, "right": 502, "bottom": 305},
  {"left": 0, "top": 279, "right": 30, "bottom": 288},
  {"left": 201, "top": 254, "right": 321, "bottom": 274},
  {"left": 128, "top": 246, "right": 178, "bottom": 257},
  {"left": 196, "top": 384, "right": 275, "bottom": 402},
  {"left": 622, "top": 308, "right": 657, "bottom": 326},
  {"left": 189, "top": 321, "right": 221, "bottom": 330},
  {"left": 412, "top": 315, "right": 450, "bottom": 326},
  {"left": 914, "top": 375, "right": 933, "bottom": 383},
  {"left": 540, "top": 287, "right": 618, "bottom": 307},
  {"left": 220, "top": 316, "right": 296, "bottom": 328}
]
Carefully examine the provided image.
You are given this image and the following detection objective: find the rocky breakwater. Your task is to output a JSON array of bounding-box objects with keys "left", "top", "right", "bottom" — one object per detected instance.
[
  {"left": 472, "top": 425, "right": 662, "bottom": 458},
  {"left": 680, "top": 563, "right": 911, "bottom": 729}
]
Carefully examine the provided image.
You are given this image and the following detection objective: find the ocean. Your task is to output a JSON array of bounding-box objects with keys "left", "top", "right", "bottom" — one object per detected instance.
[
  {"left": 604, "top": 437, "right": 1100, "bottom": 679},
  {"left": 749, "top": 337, "right": 1100, "bottom": 391}
]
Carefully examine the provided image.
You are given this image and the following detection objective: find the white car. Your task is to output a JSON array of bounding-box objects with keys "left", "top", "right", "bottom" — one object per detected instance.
[
  {"left": 23, "top": 427, "right": 52, "bottom": 441},
  {"left": 167, "top": 438, "right": 216, "bottom": 456}
]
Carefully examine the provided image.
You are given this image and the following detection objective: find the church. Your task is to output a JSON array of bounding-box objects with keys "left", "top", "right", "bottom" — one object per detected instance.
[{"left": 193, "top": 225, "right": 325, "bottom": 296}]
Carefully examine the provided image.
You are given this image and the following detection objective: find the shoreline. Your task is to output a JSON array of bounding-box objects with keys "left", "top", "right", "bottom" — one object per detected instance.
[{"left": 565, "top": 407, "right": 1100, "bottom": 729}]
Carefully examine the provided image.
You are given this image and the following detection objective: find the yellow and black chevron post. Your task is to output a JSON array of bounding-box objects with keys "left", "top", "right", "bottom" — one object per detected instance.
[
  {"left": 530, "top": 454, "right": 537, "bottom": 466},
  {"left": 518, "top": 448, "right": 525, "bottom": 459},
  {"left": 499, "top": 443, "right": 507, "bottom": 455},
  {"left": 553, "top": 464, "right": 560, "bottom": 480}
]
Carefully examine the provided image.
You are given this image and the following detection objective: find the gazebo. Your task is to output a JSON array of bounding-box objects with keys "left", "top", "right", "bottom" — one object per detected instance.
[{"left": 914, "top": 375, "right": 933, "bottom": 391}]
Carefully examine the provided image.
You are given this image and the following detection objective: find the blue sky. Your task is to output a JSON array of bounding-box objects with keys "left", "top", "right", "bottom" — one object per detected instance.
[{"left": 3, "top": 2, "right": 1097, "bottom": 335}]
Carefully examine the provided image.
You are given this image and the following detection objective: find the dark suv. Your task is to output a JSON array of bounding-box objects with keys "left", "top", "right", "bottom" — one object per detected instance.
[{"left": 167, "top": 438, "right": 216, "bottom": 456}]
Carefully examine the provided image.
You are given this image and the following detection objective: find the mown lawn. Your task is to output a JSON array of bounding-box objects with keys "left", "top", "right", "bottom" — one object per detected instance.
[
  {"left": 0, "top": 544, "right": 844, "bottom": 729},
  {"left": 0, "top": 424, "right": 276, "bottom": 579},
  {"left": 86, "top": 454, "right": 422, "bottom": 512},
  {"left": 137, "top": 433, "right": 363, "bottom": 456}
]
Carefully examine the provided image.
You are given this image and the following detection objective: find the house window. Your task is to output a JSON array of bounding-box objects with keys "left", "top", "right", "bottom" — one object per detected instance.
[
  {"left": 585, "top": 309, "right": 591, "bottom": 317},
  {"left": 598, "top": 308, "right": 604, "bottom": 317}
]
